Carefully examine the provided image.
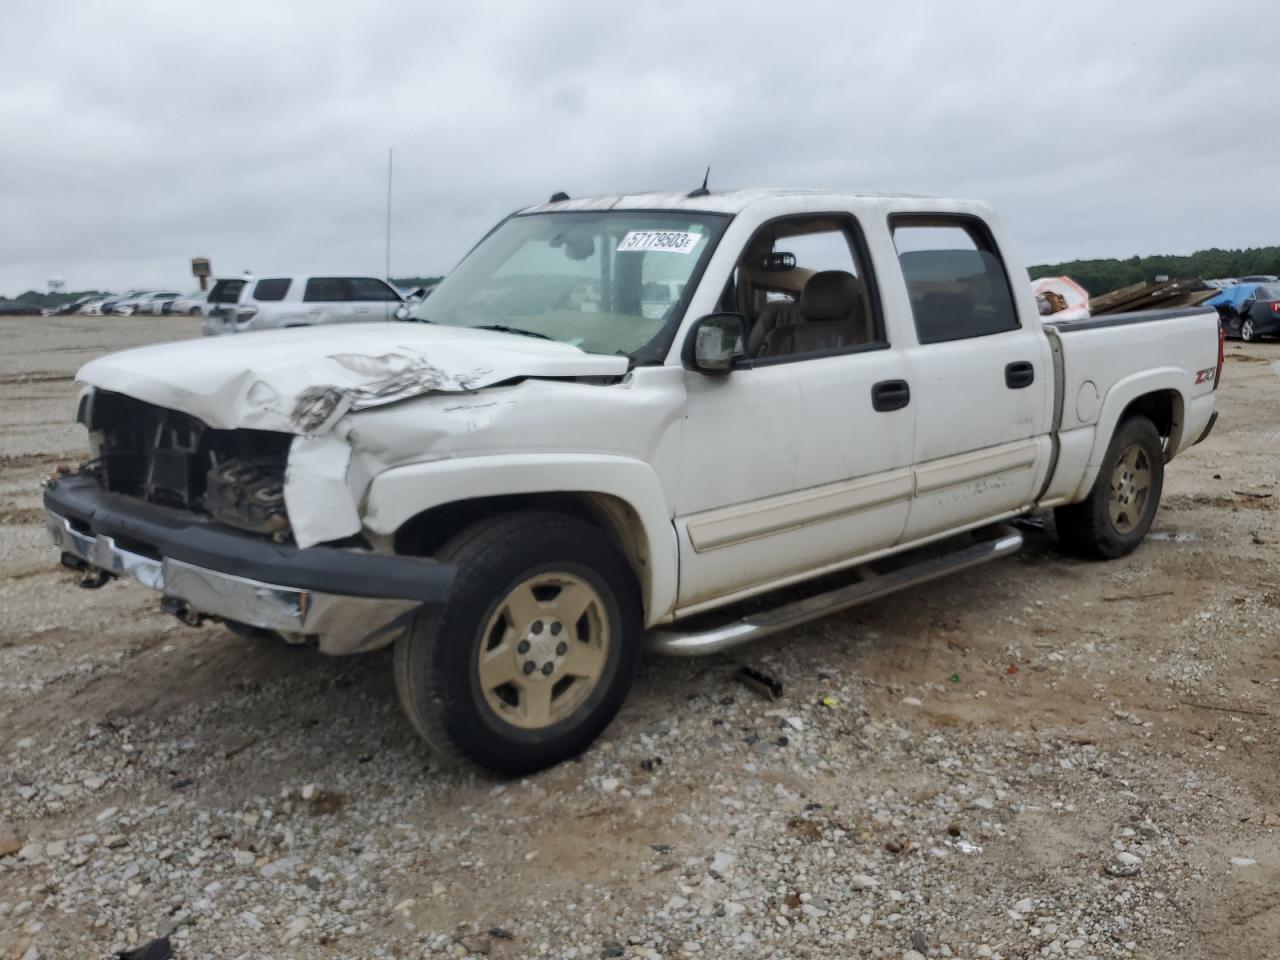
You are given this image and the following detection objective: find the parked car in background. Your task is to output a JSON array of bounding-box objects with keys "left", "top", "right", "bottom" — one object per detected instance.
[
  {"left": 1217, "top": 284, "right": 1280, "bottom": 341},
  {"left": 81, "top": 298, "right": 110, "bottom": 316},
  {"left": 108, "top": 292, "right": 158, "bottom": 316},
  {"left": 43, "top": 295, "right": 97, "bottom": 317},
  {"left": 1238, "top": 275, "right": 1278, "bottom": 284},
  {"left": 98, "top": 292, "right": 144, "bottom": 315},
  {"left": 202, "top": 274, "right": 404, "bottom": 335},
  {"left": 138, "top": 292, "right": 182, "bottom": 315},
  {"left": 0, "top": 300, "right": 40, "bottom": 316},
  {"left": 166, "top": 290, "right": 208, "bottom": 316}
]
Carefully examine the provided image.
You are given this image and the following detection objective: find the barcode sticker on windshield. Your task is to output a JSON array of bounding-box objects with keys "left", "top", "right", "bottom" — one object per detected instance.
[{"left": 617, "top": 230, "right": 701, "bottom": 254}]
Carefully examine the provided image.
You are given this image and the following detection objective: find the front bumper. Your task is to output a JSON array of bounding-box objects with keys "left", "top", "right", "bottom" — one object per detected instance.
[{"left": 44, "top": 472, "right": 454, "bottom": 655}]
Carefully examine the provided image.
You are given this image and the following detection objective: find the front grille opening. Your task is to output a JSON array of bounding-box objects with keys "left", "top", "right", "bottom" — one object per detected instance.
[{"left": 88, "top": 390, "right": 293, "bottom": 539}]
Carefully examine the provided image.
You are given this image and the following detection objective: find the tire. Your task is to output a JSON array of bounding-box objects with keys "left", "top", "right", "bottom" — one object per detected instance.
[
  {"left": 189, "top": 307, "right": 202, "bottom": 316},
  {"left": 1054, "top": 415, "right": 1164, "bottom": 559},
  {"left": 1241, "top": 318, "right": 1256, "bottom": 342},
  {"left": 394, "top": 511, "right": 642, "bottom": 775}
]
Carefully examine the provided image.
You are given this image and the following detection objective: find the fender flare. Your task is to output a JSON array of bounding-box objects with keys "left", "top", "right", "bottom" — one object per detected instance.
[
  {"left": 1073, "top": 367, "right": 1188, "bottom": 500},
  {"left": 363, "top": 454, "right": 678, "bottom": 625}
]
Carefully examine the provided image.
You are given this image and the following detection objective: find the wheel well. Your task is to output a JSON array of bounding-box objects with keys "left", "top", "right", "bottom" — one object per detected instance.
[
  {"left": 1119, "top": 389, "right": 1181, "bottom": 450},
  {"left": 394, "top": 492, "right": 653, "bottom": 616}
]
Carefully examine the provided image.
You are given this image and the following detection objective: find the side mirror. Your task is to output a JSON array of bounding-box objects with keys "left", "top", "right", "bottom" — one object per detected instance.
[{"left": 688, "top": 313, "right": 746, "bottom": 372}]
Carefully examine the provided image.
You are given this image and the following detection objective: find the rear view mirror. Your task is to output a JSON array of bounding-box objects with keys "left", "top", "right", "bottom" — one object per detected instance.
[
  {"left": 760, "top": 252, "right": 796, "bottom": 272},
  {"left": 550, "top": 231, "right": 596, "bottom": 261},
  {"left": 688, "top": 313, "right": 746, "bottom": 373}
]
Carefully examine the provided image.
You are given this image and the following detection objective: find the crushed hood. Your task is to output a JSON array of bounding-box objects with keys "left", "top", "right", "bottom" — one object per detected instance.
[{"left": 77, "top": 322, "right": 630, "bottom": 435}]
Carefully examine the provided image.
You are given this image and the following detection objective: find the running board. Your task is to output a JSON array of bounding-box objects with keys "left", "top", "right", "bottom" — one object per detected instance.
[{"left": 646, "top": 524, "right": 1024, "bottom": 657}]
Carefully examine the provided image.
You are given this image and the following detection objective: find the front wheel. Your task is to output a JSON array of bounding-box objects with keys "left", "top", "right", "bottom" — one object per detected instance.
[
  {"left": 1055, "top": 415, "right": 1164, "bottom": 559},
  {"left": 394, "top": 511, "right": 642, "bottom": 775}
]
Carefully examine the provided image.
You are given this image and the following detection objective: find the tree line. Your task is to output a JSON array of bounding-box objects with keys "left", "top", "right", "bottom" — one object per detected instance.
[{"left": 1028, "top": 246, "right": 1280, "bottom": 295}]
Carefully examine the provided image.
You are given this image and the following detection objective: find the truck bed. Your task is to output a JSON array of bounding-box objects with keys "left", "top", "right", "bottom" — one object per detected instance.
[{"left": 1038, "top": 305, "right": 1220, "bottom": 505}]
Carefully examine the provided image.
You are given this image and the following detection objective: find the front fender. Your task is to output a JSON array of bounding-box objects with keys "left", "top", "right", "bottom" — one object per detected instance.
[
  {"left": 1073, "top": 367, "right": 1189, "bottom": 501},
  {"left": 362, "top": 454, "right": 678, "bottom": 625}
]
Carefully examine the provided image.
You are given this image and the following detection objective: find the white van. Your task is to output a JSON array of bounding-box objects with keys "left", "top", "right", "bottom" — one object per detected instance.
[{"left": 203, "top": 275, "right": 404, "bottom": 335}]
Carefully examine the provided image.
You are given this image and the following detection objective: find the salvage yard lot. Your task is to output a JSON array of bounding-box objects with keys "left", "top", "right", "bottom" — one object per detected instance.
[{"left": 1, "top": 314, "right": 1277, "bottom": 959}]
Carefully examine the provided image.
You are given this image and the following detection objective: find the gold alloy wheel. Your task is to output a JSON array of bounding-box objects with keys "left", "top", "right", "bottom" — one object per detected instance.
[
  {"left": 1108, "top": 442, "right": 1152, "bottom": 535},
  {"left": 477, "top": 573, "right": 610, "bottom": 729}
]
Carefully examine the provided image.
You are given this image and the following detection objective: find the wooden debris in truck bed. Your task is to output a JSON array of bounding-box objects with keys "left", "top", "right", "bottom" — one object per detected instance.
[{"left": 1089, "top": 279, "right": 1218, "bottom": 315}]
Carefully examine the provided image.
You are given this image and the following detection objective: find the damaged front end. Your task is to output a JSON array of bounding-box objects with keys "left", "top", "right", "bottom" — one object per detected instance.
[
  {"left": 83, "top": 389, "right": 293, "bottom": 539},
  {"left": 48, "top": 389, "right": 454, "bottom": 653}
]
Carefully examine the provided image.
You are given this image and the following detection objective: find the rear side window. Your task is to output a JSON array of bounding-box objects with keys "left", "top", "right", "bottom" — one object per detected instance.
[
  {"left": 891, "top": 217, "right": 1020, "bottom": 344},
  {"left": 348, "top": 278, "right": 400, "bottom": 302},
  {"left": 252, "top": 278, "right": 291, "bottom": 301},
  {"left": 303, "top": 278, "right": 348, "bottom": 302},
  {"left": 209, "top": 279, "right": 246, "bottom": 304}
]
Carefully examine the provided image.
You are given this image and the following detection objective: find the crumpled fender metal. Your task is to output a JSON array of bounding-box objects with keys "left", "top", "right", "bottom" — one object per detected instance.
[
  {"left": 363, "top": 454, "right": 679, "bottom": 625},
  {"left": 285, "top": 432, "right": 363, "bottom": 548}
]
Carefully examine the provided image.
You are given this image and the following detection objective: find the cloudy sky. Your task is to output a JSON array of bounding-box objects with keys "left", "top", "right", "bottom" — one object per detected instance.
[{"left": 2, "top": 0, "right": 1274, "bottom": 295}]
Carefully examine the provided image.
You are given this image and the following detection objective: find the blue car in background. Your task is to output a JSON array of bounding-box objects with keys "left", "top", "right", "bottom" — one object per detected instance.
[{"left": 1206, "top": 283, "right": 1280, "bottom": 342}]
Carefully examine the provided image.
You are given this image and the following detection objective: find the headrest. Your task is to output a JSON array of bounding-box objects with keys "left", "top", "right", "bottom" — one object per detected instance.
[{"left": 800, "top": 270, "right": 860, "bottom": 322}]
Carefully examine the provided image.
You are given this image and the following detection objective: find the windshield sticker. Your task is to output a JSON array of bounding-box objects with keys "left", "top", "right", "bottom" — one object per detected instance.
[{"left": 617, "top": 230, "right": 702, "bottom": 255}]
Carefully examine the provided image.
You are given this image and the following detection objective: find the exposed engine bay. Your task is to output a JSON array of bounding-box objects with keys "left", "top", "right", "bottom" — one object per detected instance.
[{"left": 82, "top": 389, "right": 292, "bottom": 539}]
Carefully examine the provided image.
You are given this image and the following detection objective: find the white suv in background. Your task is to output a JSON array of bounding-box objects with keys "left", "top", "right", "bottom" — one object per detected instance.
[{"left": 202, "top": 275, "right": 405, "bottom": 335}]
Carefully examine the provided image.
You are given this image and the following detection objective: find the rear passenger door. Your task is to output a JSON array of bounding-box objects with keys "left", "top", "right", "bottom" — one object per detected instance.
[
  {"left": 348, "top": 277, "right": 403, "bottom": 321},
  {"left": 890, "top": 216, "right": 1054, "bottom": 541}
]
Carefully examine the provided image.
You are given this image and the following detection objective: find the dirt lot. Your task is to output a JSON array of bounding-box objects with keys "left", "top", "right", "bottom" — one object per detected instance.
[{"left": 1, "top": 313, "right": 1277, "bottom": 960}]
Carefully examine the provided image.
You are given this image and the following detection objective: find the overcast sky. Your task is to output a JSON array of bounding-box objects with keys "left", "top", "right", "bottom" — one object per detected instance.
[{"left": 2, "top": 0, "right": 1275, "bottom": 295}]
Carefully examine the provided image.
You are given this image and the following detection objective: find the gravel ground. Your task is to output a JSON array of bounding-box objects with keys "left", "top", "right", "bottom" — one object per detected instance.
[{"left": 1, "top": 314, "right": 1277, "bottom": 960}]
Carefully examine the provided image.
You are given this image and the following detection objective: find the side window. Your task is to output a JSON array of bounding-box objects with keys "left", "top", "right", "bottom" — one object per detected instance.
[
  {"left": 891, "top": 218, "right": 1020, "bottom": 344},
  {"left": 348, "top": 278, "right": 401, "bottom": 302},
  {"left": 740, "top": 217, "right": 883, "bottom": 361},
  {"left": 252, "top": 278, "right": 291, "bottom": 301},
  {"left": 303, "top": 277, "right": 348, "bottom": 302}
]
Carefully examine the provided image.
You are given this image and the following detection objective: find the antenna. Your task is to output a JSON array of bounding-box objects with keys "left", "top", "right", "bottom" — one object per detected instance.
[
  {"left": 687, "top": 166, "right": 711, "bottom": 198},
  {"left": 385, "top": 147, "right": 393, "bottom": 280}
]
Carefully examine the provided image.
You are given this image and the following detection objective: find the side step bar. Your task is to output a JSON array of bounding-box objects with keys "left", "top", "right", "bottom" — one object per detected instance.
[{"left": 646, "top": 524, "right": 1024, "bottom": 657}]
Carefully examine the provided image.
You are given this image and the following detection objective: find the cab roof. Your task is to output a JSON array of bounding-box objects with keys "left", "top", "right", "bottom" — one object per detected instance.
[{"left": 519, "top": 187, "right": 937, "bottom": 217}]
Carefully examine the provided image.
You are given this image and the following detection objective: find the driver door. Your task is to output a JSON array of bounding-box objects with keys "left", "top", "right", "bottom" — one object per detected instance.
[{"left": 673, "top": 215, "right": 916, "bottom": 613}]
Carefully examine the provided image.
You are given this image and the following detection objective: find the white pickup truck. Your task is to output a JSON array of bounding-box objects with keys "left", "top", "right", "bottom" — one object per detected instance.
[{"left": 44, "top": 188, "right": 1222, "bottom": 773}]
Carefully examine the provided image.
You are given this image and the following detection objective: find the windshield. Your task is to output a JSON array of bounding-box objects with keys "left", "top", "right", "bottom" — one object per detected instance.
[{"left": 408, "top": 210, "right": 729, "bottom": 360}]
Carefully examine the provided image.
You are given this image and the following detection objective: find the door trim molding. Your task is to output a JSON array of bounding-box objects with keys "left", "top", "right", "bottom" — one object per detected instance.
[
  {"left": 913, "top": 437, "right": 1039, "bottom": 495},
  {"left": 685, "top": 468, "right": 914, "bottom": 553}
]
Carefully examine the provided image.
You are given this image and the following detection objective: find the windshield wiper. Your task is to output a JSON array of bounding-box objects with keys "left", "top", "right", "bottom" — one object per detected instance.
[{"left": 474, "top": 324, "right": 558, "bottom": 342}]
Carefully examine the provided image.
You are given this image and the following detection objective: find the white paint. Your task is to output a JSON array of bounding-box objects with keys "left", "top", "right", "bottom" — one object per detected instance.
[{"left": 1075, "top": 380, "right": 1099, "bottom": 421}]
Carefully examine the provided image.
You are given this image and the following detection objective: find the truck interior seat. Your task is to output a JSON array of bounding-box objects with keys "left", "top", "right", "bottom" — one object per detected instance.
[
  {"left": 756, "top": 270, "right": 873, "bottom": 358},
  {"left": 747, "top": 298, "right": 801, "bottom": 355}
]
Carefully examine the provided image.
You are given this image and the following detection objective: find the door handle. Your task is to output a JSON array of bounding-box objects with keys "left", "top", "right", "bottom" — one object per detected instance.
[
  {"left": 1005, "top": 361, "right": 1035, "bottom": 389},
  {"left": 871, "top": 379, "right": 910, "bottom": 412}
]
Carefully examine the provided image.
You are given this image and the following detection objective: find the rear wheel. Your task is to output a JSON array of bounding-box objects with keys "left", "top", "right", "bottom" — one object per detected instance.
[
  {"left": 1241, "top": 318, "right": 1256, "bottom": 342},
  {"left": 1055, "top": 415, "right": 1164, "bottom": 559},
  {"left": 394, "top": 511, "right": 642, "bottom": 775}
]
